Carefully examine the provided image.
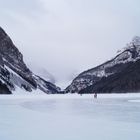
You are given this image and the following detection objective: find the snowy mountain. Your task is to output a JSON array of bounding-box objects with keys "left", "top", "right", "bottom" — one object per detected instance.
[
  {"left": 0, "top": 27, "right": 60, "bottom": 94},
  {"left": 66, "top": 36, "right": 140, "bottom": 93}
]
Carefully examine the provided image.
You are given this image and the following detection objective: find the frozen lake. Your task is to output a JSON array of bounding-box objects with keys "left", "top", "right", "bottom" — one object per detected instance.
[{"left": 0, "top": 94, "right": 140, "bottom": 140}]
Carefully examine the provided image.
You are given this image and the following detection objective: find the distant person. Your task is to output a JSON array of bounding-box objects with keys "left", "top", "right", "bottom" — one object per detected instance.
[{"left": 94, "top": 93, "right": 97, "bottom": 99}]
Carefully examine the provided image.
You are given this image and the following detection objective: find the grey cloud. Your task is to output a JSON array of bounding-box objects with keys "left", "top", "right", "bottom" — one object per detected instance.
[{"left": 1, "top": 0, "right": 45, "bottom": 16}]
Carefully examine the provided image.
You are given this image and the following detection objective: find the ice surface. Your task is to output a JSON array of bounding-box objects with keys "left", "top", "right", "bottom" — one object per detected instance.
[{"left": 0, "top": 94, "right": 140, "bottom": 140}]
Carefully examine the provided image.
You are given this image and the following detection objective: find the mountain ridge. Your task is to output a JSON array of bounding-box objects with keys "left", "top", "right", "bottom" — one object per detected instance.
[
  {"left": 0, "top": 27, "right": 60, "bottom": 94},
  {"left": 65, "top": 36, "right": 140, "bottom": 93}
]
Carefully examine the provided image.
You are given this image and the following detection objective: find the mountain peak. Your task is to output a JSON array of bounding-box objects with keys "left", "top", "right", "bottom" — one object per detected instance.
[
  {"left": 132, "top": 36, "right": 140, "bottom": 46},
  {"left": 116, "top": 36, "right": 140, "bottom": 63},
  {"left": 125, "top": 36, "right": 140, "bottom": 51},
  {"left": 66, "top": 36, "right": 140, "bottom": 93}
]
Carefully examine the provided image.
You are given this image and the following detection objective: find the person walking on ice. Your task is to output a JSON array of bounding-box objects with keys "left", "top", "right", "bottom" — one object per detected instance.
[{"left": 94, "top": 93, "right": 97, "bottom": 99}]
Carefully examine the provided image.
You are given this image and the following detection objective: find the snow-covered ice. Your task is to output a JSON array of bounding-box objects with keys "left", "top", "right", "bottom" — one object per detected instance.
[{"left": 0, "top": 94, "right": 140, "bottom": 140}]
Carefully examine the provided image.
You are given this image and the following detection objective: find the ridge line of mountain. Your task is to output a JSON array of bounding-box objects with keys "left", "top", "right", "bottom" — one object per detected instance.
[{"left": 0, "top": 26, "right": 60, "bottom": 94}]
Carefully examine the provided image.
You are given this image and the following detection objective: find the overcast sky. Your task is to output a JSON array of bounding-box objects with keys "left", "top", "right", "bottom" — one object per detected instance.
[{"left": 1, "top": 0, "right": 140, "bottom": 88}]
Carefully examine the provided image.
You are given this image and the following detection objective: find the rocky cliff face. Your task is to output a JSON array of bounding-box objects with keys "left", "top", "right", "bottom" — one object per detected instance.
[
  {"left": 0, "top": 27, "right": 60, "bottom": 94},
  {"left": 66, "top": 36, "right": 140, "bottom": 93}
]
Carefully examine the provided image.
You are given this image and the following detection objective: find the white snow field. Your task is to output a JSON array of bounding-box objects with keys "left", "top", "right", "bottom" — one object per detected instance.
[{"left": 0, "top": 94, "right": 140, "bottom": 140}]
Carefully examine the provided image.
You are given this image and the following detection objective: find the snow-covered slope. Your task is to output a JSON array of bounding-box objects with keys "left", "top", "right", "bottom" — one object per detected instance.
[
  {"left": 0, "top": 27, "right": 60, "bottom": 94},
  {"left": 66, "top": 36, "right": 140, "bottom": 93}
]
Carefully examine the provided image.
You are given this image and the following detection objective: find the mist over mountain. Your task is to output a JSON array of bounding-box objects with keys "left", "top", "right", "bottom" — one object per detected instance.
[
  {"left": 1, "top": 25, "right": 140, "bottom": 94},
  {"left": 27, "top": 63, "right": 56, "bottom": 84}
]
